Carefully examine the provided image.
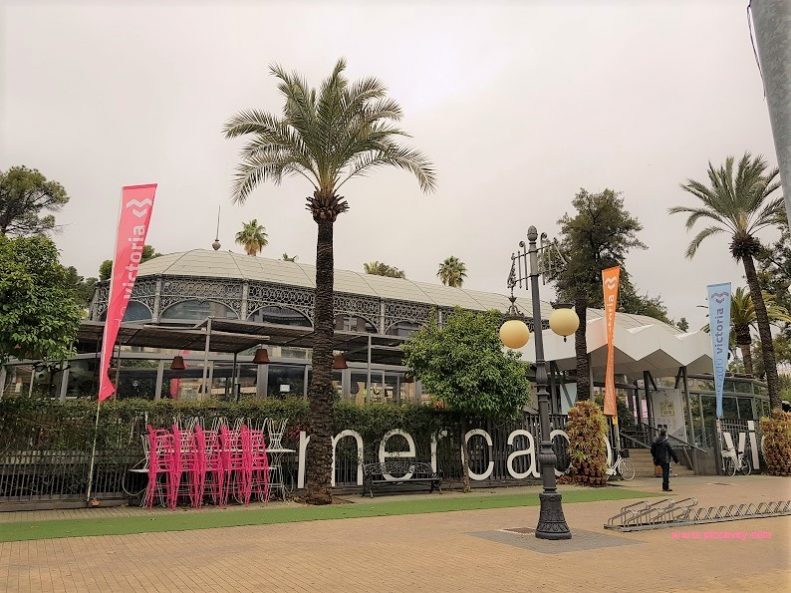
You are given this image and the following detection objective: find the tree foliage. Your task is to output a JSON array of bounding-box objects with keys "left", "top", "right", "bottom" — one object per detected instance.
[
  {"left": 235, "top": 219, "right": 269, "bottom": 256},
  {"left": 549, "top": 188, "right": 652, "bottom": 401},
  {"left": 757, "top": 220, "right": 791, "bottom": 336},
  {"left": 402, "top": 309, "right": 530, "bottom": 419},
  {"left": 552, "top": 189, "right": 646, "bottom": 304},
  {"left": 99, "top": 244, "right": 160, "bottom": 281},
  {"left": 282, "top": 252, "right": 298, "bottom": 262},
  {"left": 676, "top": 317, "right": 689, "bottom": 332},
  {"left": 0, "top": 166, "right": 69, "bottom": 236},
  {"left": 363, "top": 260, "right": 406, "bottom": 278},
  {"left": 0, "top": 236, "right": 82, "bottom": 364},
  {"left": 437, "top": 256, "right": 467, "bottom": 287},
  {"left": 64, "top": 266, "right": 97, "bottom": 309}
]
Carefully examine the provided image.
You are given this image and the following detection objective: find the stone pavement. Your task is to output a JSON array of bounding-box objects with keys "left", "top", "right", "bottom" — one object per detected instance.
[{"left": 1, "top": 475, "right": 789, "bottom": 593}]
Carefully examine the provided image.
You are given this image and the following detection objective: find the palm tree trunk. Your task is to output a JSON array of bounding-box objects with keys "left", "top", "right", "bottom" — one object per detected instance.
[
  {"left": 574, "top": 296, "right": 590, "bottom": 401},
  {"left": 305, "top": 219, "right": 335, "bottom": 504},
  {"left": 734, "top": 323, "right": 753, "bottom": 377},
  {"left": 742, "top": 255, "right": 780, "bottom": 410}
]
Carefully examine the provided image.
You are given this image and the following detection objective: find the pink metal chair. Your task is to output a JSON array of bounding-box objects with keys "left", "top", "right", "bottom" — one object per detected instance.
[
  {"left": 220, "top": 422, "right": 253, "bottom": 506},
  {"left": 166, "top": 424, "right": 183, "bottom": 509},
  {"left": 249, "top": 419, "right": 271, "bottom": 502},
  {"left": 144, "top": 426, "right": 173, "bottom": 509},
  {"left": 204, "top": 422, "right": 227, "bottom": 507},
  {"left": 190, "top": 424, "right": 207, "bottom": 508}
]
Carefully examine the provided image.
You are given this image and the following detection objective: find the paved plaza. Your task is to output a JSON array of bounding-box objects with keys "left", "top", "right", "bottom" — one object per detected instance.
[{"left": 1, "top": 476, "right": 789, "bottom": 593}]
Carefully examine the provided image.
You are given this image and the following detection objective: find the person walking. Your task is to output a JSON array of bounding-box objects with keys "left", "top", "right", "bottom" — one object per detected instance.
[{"left": 651, "top": 428, "right": 679, "bottom": 492}]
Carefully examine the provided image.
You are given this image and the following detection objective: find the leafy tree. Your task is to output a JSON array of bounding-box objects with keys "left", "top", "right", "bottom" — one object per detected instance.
[
  {"left": 235, "top": 219, "right": 268, "bottom": 256},
  {"left": 676, "top": 317, "right": 690, "bottom": 332},
  {"left": 0, "top": 235, "right": 82, "bottom": 364},
  {"left": 402, "top": 309, "right": 530, "bottom": 491},
  {"left": 223, "top": 59, "right": 435, "bottom": 504},
  {"left": 64, "top": 266, "right": 98, "bottom": 310},
  {"left": 753, "top": 335, "right": 791, "bottom": 380},
  {"left": 437, "top": 256, "right": 467, "bottom": 287},
  {"left": 702, "top": 287, "right": 791, "bottom": 376},
  {"left": 99, "top": 245, "right": 160, "bottom": 281},
  {"left": 618, "top": 280, "right": 671, "bottom": 323},
  {"left": 363, "top": 260, "right": 406, "bottom": 278},
  {"left": 282, "top": 252, "right": 298, "bottom": 262},
  {"left": 550, "top": 189, "right": 646, "bottom": 401},
  {"left": 0, "top": 166, "right": 69, "bottom": 236},
  {"left": 757, "top": 220, "right": 791, "bottom": 336},
  {"left": 671, "top": 153, "right": 785, "bottom": 410}
]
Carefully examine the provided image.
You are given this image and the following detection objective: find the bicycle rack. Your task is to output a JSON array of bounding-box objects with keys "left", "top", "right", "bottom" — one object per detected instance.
[{"left": 605, "top": 499, "right": 791, "bottom": 531}]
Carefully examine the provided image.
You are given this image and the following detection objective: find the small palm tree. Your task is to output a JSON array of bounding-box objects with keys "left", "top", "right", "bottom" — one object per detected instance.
[
  {"left": 437, "top": 256, "right": 467, "bottom": 287},
  {"left": 363, "top": 260, "right": 405, "bottom": 278},
  {"left": 703, "top": 287, "right": 791, "bottom": 376},
  {"left": 224, "top": 59, "right": 435, "bottom": 503},
  {"left": 235, "top": 219, "right": 268, "bottom": 255},
  {"left": 671, "top": 153, "right": 785, "bottom": 410},
  {"left": 282, "top": 253, "right": 298, "bottom": 262}
]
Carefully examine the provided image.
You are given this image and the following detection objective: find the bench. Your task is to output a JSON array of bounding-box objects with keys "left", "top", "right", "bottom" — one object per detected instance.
[{"left": 362, "top": 460, "right": 442, "bottom": 498}]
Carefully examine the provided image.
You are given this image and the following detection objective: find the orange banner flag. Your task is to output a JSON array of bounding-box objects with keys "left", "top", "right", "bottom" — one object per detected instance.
[{"left": 602, "top": 266, "right": 621, "bottom": 416}]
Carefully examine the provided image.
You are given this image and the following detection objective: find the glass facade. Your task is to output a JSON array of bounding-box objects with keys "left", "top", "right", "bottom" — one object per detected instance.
[
  {"left": 334, "top": 314, "right": 377, "bottom": 333},
  {"left": 161, "top": 300, "right": 238, "bottom": 320},
  {"left": 267, "top": 364, "right": 305, "bottom": 398},
  {"left": 247, "top": 306, "right": 311, "bottom": 327},
  {"left": 100, "top": 300, "right": 151, "bottom": 322}
]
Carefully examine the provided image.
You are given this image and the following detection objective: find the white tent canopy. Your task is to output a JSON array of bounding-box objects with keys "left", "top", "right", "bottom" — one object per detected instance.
[{"left": 520, "top": 309, "right": 713, "bottom": 380}]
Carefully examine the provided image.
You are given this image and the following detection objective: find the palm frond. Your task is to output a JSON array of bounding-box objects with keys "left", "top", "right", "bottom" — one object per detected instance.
[
  {"left": 685, "top": 225, "right": 725, "bottom": 258},
  {"left": 231, "top": 151, "right": 316, "bottom": 204}
]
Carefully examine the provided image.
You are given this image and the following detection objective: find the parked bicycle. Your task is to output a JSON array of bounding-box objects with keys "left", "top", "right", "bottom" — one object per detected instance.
[
  {"left": 722, "top": 448, "right": 752, "bottom": 476},
  {"left": 606, "top": 450, "right": 635, "bottom": 481}
]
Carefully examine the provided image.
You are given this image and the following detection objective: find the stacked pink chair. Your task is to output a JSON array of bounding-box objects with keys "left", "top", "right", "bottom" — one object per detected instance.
[
  {"left": 141, "top": 416, "right": 282, "bottom": 510},
  {"left": 249, "top": 419, "right": 271, "bottom": 502},
  {"left": 220, "top": 419, "right": 253, "bottom": 506},
  {"left": 205, "top": 419, "right": 227, "bottom": 506},
  {"left": 144, "top": 426, "right": 174, "bottom": 509},
  {"left": 190, "top": 424, "right": 208, "bottom": 508}
]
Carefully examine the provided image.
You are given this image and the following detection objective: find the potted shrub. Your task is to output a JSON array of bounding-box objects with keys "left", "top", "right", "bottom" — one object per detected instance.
[
  {"left": 760, "top": 411, "right": 791, "bottom": 476},
  {"left": 567, "top": 400, "right": 608, "bottom": 486}
]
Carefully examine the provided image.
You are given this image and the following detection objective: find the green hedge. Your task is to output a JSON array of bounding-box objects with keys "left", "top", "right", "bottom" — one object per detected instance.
[{"left": 0, "top": 397, "right": 454, "bottom": 455}]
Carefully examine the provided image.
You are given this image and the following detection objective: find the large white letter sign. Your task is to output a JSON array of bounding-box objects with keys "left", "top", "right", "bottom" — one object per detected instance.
[
  {"left": 331, "top": 430, "right": 364, "bottom": 487},
  {"left": 297, "top": 431, "right": 310, "bottom": 489},
  {"left": 747, "top": 421, "right": 760, "bottom": 470},
  {"left": 431, "top": 429, "right": 448, "bottom": 473},
  {"left": 462, "top": 429, "right": 494, "bottom": 481},
  {"left": 506, "top": 429, "right": 538, "bottom": 479},
  {"left": 379, "top": 429, "right": 416, "bottom": 480}
]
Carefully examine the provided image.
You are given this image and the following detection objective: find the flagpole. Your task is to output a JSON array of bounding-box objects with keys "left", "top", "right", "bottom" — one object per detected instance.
[
  {"left": 85, "top": 399, "right": 102, "bottom": 504},
  {"left": 85, "top": 187, "right": 125, "bottom": 505}
]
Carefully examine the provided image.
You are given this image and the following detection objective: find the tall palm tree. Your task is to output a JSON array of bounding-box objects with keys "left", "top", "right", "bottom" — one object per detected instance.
[
  {"left": 235, "top": 219, "right": 268, "bottom": 255},
  {"left": 224, "top": 59, "right": 435, "bottom": 504},
  {"left": 702, "top": 287, "right": 791, "bottom": 376},
  {"left": 671, "top": 153, "right": 785, "bottom": 410},
  {"left": 363, "top": 260, "right": 405, "bottom": 278},
  {"left": 437, "top": 256, "right": 467, "bottom": 287}
]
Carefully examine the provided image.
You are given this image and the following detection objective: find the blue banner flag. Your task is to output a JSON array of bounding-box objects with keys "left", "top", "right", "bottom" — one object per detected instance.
[{"left": 707, "top": 283, "right": 731, "bottom": 418}]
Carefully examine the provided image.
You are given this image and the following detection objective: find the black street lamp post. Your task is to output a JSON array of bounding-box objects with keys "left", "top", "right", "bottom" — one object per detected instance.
[{"left": 499, "top": 226, "right": 577, "bottom": 540}]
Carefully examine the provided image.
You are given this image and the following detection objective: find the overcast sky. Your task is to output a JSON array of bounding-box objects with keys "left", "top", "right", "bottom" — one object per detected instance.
[{"left": 0, "top": 0, "right": 781, "bottom": 328}]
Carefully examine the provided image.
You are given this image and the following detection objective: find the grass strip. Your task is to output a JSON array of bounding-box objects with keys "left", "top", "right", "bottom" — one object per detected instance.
[{"left": 0, "top": 487, "right": 656, "bottom": 542}]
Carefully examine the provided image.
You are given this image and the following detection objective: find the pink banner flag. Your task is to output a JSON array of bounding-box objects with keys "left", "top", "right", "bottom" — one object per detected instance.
[{"left": 98, "top": 184, "right": 157, "bottom": 400}]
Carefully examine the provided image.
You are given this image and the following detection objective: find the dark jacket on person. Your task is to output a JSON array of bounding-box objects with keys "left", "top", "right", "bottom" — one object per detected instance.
[{"left": 651, "top": 436, "right": 679, "bottom": 466}]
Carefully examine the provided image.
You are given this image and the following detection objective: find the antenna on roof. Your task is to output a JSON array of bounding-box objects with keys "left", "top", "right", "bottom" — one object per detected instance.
[{"left": 212, "top": 206, "right": 221, "bottom": 251}]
